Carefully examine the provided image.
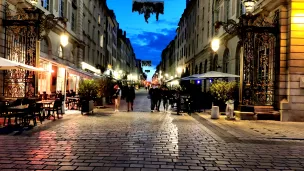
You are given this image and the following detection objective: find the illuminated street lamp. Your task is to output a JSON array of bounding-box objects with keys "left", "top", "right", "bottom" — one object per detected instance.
[
  {"left": 176, "top": 67, "right": 183, "bottom": 74},
  {"left": 30, "top": 0, "right": 38, "bottom": 6},
  {"left": 211, "top": 38, "right": 220, "bottom": 53},
  {"left": 60, "top": 33, "right": 69, "bottom": 47}
]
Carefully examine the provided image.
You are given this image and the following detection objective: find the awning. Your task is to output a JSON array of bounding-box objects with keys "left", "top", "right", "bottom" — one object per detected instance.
[
  {"left": 67, "top": 66, "right": 104, "bottom": 79},
  {"left": 0, "top": 57, "right": 45, "bottom": 72}
]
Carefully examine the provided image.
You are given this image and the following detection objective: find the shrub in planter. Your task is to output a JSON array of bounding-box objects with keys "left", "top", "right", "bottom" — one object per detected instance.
[
  {"left": 210, "top": 80, "right": 238, "bottom": 112},
  {"left": 78, "top": 80, "right": 98, "bottom": 114},
  {"left": 95, "top": 77, "right": 112, "bottom": 106}
]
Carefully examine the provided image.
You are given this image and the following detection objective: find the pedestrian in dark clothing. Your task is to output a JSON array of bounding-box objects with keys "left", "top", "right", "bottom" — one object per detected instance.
[
  {"left": 154, "top": 87, "right": 162, "bottom": 112},
  {"left": 149, "top": 87, "right": 157, "bottom": 112},
  {"left": 126, "top": 85, "right": 135, "bottom": 111},
  {"left": 161, "top": 87, "right": 169, "bottom": 112}
]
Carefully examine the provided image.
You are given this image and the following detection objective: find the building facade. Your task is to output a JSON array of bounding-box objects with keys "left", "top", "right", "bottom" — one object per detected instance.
[
  {"left": 0, "top": 0, "right": 141, "bottom": 98},
  {"left": 160, "top": 0, "right": 304, "bottom": 121}
]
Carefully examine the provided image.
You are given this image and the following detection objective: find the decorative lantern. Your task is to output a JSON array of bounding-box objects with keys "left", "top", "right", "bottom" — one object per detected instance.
[
  {"left": 211, "top": 38, "right": 220, "bottom": 52},
  {"left": 242, "top": 0, "right": 256, "bottom": 14},
  {"left": 60, "top": 33, "right": 69, "bottom": 47},
  {"left": 30, "top": 0, "right": 38, "bottom": 6}
]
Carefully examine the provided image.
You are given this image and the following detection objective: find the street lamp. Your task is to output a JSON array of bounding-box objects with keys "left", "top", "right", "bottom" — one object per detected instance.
[
  {"left": 176, "top": 67, "right": 183, "bottom": 74},
  {"left": 30, "top": 0, "right": 38, "bottom": 6},
  {"left": 211, "top": 38, "right": 220, "bottom": 53},
  {"left": 60, "top": 33, "right": 69, "bottom": 47}
]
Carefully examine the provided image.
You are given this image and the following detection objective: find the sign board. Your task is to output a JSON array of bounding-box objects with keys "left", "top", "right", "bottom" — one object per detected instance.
[
  {"left": 142, "top": 61, "right": 151, "bottom": 66},
  {"left": 145, "top": 70, "right": 150, "bottom": 73}
]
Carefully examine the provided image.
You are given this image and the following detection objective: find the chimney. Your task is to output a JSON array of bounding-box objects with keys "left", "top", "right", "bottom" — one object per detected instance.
[{"left": 124, "top": 31, "right": 126, "bottom": 36}]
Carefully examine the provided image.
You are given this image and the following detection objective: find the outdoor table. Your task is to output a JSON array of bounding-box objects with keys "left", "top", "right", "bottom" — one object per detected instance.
[
  {"left": 7, "top": 105, "right": 29, "bottom": 125},
  {"left": 67, "top": 97, "right": 79, "bottom": 110},
  {"left": 36, "top": 100, "right": 54, "bottom": 119}
]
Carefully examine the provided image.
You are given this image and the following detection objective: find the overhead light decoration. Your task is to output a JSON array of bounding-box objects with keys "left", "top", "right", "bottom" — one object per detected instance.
[{"left": 132, "top": 0, "right": 164, "bottom": 23}]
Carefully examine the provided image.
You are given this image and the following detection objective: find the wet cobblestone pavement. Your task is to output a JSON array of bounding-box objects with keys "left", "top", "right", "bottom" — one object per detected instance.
[{"left": 0, "top": 89, "right": 304, "bottom": 170}]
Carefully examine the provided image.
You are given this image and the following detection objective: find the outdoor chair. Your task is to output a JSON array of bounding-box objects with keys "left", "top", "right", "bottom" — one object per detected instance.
[{"left": 44, "top": 99, "right": 63, "bottom": 120}]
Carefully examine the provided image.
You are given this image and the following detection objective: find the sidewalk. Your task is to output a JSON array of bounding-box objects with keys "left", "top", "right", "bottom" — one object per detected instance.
[{"left": 196, "top": 112, "right": 304, "bottom": 141}]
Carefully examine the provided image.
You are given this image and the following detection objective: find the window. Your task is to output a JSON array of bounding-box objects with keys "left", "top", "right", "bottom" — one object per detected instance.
[
  {"left": 207, "top": 21, "right": 210, "bottom": 38},
  {"left": 199, "top": 62, "right": 202, "bottom": 73},
  {"left": 59, "top": 46, "right": 63, "bottom": 58},
  {"left": 41, "top": 0, "right": 49, "bottom": 10},
  {"left": 59, "top": 0, "right": 64, "bottom": 17},
  {"left": 71, "top": 11, "right": 76, "bottom": 31},
  {"left": 100, "top": 35, "right": 104, "bottom": 47},
  {"left": 98, "top": 14, "right": 101, "bottom": 24},
  {"left": 232, "top": 0, "right": 236, "bottom": 16},
  {"left": 197, "top": 34, "right": 199, "bottom": 48},
  {"left": 221, "top": 6, "right": 224, "bottom": 21},
  {"left": 223, "top": 48, "right": 229, "bottom": 73}
]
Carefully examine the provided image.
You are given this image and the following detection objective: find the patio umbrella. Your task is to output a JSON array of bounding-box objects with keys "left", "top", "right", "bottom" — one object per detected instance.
[
  {"left": 181, "top": 74, "right": 203, "bottom": 80},
  {"left": 165, "top": 77, "right": 180, "bottom": 83},
  {"left": 196, "top": 71, "right": 240, "bottom": 78},
  {"left": 0, "top": 57, "right": 46, "bottom": 71}
]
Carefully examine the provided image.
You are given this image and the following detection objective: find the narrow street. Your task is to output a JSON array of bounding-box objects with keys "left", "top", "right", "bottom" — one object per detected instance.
[{"left": 0, "top": 89, "right": 304, "bottom": 171}]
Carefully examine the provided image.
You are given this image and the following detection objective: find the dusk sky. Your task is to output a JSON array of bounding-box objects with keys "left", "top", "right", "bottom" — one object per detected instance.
[{"left": 107, "top": 0, "right": 186, "bottom": 80}]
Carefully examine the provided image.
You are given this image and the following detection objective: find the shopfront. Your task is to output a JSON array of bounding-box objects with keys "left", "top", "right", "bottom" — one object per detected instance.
[{"left": 38, "top": 58, "right": 67, "bottom": 95}]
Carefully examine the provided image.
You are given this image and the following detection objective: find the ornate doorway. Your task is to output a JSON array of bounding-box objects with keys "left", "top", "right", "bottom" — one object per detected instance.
[
  {"left": 3, "top": 6, "right": 40, "bottom": 97},
  {"left": 242, "top": 11, "right": 279, "bottom": 106}
]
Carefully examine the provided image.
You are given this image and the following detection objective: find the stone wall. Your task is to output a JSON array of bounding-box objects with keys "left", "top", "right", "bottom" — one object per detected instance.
[{"left": 280, "top": 0, "right": 304, "bottom": 121}]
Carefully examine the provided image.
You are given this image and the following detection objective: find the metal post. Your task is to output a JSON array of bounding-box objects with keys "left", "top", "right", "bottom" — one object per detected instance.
[
  {"left": 239, "top": 46, "right": 244, "bottom": 104},
  {"left": 35, "top": 40, "right": 40, "bottom": 96}
]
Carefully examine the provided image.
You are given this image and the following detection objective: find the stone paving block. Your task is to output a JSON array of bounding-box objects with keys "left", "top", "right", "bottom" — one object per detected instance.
[
  {"left": 109, "top": 168, "right": 124, "bottom": 171},
  {"left": 76, "top": 166, "right": 95, "bottom": 170},
  {"left": 59, "top": 165, "right": 78, "bottom": 170}
]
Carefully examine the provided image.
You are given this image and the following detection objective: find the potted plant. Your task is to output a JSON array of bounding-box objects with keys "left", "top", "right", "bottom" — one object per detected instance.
[
  {"left": 95, "top": 77, "right": 111, "bottom": 107},
  {"left": 210, "top": 80, "right": 237, "bottom": 112},
  {"left": 78, "top": 79, "right": 98, "bottom": 114}
]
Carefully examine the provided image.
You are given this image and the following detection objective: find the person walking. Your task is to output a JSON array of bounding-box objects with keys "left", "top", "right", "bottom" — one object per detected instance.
[
  {"left": 155, "top": 86, "right": 162, "bottom": 112},
  {"left": 126, "top": 84, "right": 135, "bottom": 112},
  {"left": 161, "top": 87, "right": 169, "bottom": 112},
  {"left": 113, "top": 84, "right": 121, "bottom": 112},
  {"left": 149, "top": 86, "right": 156, "bottom": 112}
]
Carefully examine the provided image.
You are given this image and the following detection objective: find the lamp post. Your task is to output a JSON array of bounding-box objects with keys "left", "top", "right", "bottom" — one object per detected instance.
[
  {"left": 176, "top": 67, "right": 183, "bottom": 77},
  {"left": 214, "top": 0, "right": 279, "bottom": 106}
]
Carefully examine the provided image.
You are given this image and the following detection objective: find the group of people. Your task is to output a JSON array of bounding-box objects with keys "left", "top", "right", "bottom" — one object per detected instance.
[
  {"left": 148, "top": 86, "right": 171, "bottom": 113},
  {"left": 113, "top": 84, "right": 136, "bottom": 112}
]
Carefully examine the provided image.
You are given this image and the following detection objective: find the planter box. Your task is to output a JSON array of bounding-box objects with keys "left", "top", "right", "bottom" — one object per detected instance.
[{"left": 81, "top": 100, "right": 94, "bottom": 114}]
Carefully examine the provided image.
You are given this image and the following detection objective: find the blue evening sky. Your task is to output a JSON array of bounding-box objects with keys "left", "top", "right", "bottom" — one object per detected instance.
[{"left": 107, "top": 0, "right": 186, "bottom": 80}]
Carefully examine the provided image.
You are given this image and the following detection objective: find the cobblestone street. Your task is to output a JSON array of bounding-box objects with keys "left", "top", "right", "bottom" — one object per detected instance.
[{"left": 0, "top": 89, "right": 304, "bottom": 171}]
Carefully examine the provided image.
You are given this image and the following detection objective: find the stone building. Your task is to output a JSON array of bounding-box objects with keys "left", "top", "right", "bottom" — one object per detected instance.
[
  {"left": 0, "top": 0, "right": 139, "bottom": 97},
  {"left": 160, "top": 0, "right": 304, "bottom": 121}
]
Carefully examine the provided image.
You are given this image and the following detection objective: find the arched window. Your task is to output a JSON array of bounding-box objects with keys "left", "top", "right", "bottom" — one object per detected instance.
[
  {"left": 195, "top": 65, "right": 198, "bottom": 74},
  {"left": 213, "top": 54, "right": 218, "bottom": 71},
  {"left": 199, "top": 62, "right": 202, "bottom": 74},
  {"left": 41, "top": 38, "right": 49, "bottom": 54},
  {"left": 58, "top": 46, "right": 63, "bottom": 58},
  {"left": 223, "top": 48, "right": 229, "bottom": 73},
  {"left": 235, "top": 43, "right": 241, "bottom": 75},
  {"left": 209, "top": 53, "right": 213, "bottom": 71},
  {"left": 70, "top": 49, "right": 74, "bottom": 63}
]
